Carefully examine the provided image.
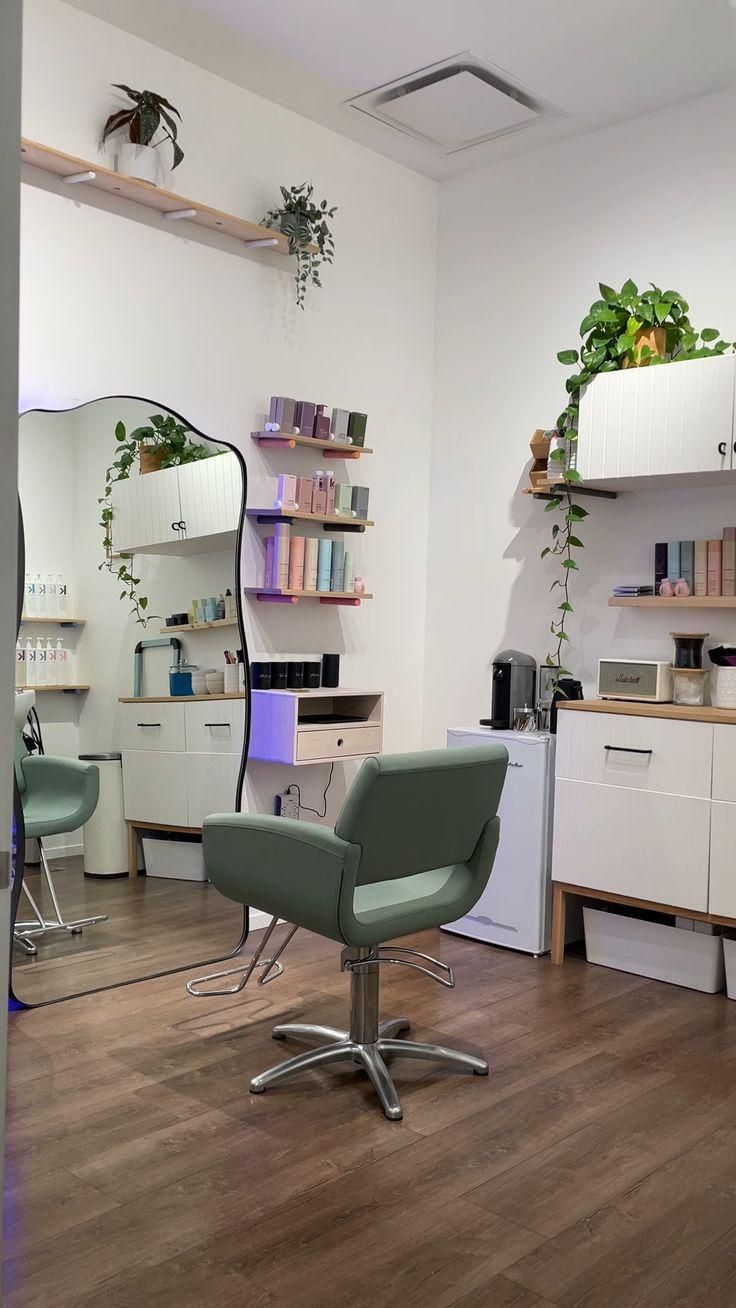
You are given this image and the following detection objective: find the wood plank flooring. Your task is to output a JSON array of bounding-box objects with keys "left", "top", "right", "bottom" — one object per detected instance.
[
  {"left": 6, "top": 925, "right": 736, "bottom": 1306},
  {"left": 13, "top": 859, "right": 244, "bottom": 1004}
]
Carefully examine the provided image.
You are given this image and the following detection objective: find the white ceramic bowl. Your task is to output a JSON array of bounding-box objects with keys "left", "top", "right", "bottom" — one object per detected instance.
[{"left": 205, "top": 672, "right": 226, "bottom": 695}]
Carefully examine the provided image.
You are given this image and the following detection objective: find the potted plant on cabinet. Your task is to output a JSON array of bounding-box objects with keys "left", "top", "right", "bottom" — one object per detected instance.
[
  {"left": 102, "top": 84, "right": 184, "bottom": 186},
  {"left": 262, "top": 183, "right": 337, "bottom": 310},
  {"left": 98, "top": 413, "right": 214, "bottom": 624}
]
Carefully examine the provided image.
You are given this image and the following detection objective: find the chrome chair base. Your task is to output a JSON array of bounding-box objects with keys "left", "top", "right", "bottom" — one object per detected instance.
[
  {"left": 13, "top": 844, "right": 107, "bottom": 951},
  {"left": 249, "top": 946, "right": 488, "bottom": 1121}
]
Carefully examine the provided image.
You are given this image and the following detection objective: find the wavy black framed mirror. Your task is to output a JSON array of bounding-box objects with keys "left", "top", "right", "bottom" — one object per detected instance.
[{"left": 12, "top": 395, "right": 251, "bottom": 1005}]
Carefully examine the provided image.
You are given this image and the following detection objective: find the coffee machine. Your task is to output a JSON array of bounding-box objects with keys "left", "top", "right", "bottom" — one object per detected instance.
[{"left": 489, "top": 649, "right": 537, "bottom": 729}]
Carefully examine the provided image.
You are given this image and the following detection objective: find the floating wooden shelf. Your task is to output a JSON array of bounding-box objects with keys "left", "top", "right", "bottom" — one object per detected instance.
[
  {"left": 20, "top": 616, "right": 85, "bottom": 626},
  {"left": 159, "top": 618, "right": 238, "bottom": 633},
  {"left": 252, "top": 432, "right": 372, "bottom": 459},
  {"left": 20, "top": 138, "right": 309, "bottom": 256},
  {"left": 609, "top": 596, "right": 736, "bottom": 609},
  {"left": 247, "top": 508, "right": 373, "bottom": 532},
  {"left": 120, "top": 693, "right": 243, "bottom": 703},
  {"left": 244, "top": 588, "right": 371, "bottom": 606},
  {"left": 522, "top": 480, "right": 617, "bottom": 501},
  {"left": 23, "top": 685, "right": 90, "bottom": 693}
]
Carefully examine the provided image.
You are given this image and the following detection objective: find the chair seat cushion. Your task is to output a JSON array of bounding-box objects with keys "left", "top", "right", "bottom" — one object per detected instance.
[{"left": 349, "top": 864, "right": 474, "bottom": 945}]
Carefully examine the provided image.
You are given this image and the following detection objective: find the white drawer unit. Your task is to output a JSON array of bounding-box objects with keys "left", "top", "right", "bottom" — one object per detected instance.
[
  {"left": 122, "top": 750, "right": 189, "bottom": 826},
  {"left": 184, "top": 699, "right": 246, "bottom": 754},
  {"left": 250, "top": 689, "right": 383, "bottom": 767},
  {"left": 119, "top": 702, "right": 186, "bottom": 753},
  {"left": 553, "top": 778, "right": 711, "bottom": 911},
  {"left": 555, "top": 708, "right": 712, "bottom": 799},
  {"left": 186, "top": 752, "right": 243, "bottom": 828}
]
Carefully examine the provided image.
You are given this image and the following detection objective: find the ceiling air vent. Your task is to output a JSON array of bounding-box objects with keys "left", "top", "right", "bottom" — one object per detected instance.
[{"left": 345, "top": 52, "right": 560, "bottom": 156}]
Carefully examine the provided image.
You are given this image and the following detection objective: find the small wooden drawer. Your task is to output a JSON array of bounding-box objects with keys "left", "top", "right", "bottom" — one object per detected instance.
[
  {"left": 555, "top": 708, "right": 712, "bottom": 799},
  {"left": 296, "top": 724, "right": 382, "bottom": 763},
  {"left": 119, "top": 702, "right": 186, "bottom": 753}
]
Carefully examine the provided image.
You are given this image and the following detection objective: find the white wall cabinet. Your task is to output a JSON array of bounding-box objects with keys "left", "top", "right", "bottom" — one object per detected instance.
[
  {"left": 121, "top": 700, "right": 242, "bottom": 827},
  {"left": 553, "top": 707, "right": 736, "bottom": 917},
  {"left": 578, "top": 354, "right": 736, "bottom": 488},
  {"left": 112, "top": 451, "right": 241, "bottom": 555}
]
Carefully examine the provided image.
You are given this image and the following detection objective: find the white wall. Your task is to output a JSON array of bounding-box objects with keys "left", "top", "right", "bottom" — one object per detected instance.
[
  {"left": 424, "top": 85, "right": 736, "bottom": 744},
  {"left": 20, "top": 0, "right": 437, "bottom": 821}
]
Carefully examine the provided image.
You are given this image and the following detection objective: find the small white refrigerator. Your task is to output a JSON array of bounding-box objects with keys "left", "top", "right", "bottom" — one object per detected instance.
[{"left": 442, "top": 727, "right": 555, "bottom": 956}]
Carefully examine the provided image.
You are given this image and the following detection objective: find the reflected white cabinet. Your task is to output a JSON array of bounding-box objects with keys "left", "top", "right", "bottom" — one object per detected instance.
[
  {"left": 112, "top": 452, "right": 241, "bottom": 555},
  {"left": 578, "top": 354, "right": 736, "bottom": 488}
]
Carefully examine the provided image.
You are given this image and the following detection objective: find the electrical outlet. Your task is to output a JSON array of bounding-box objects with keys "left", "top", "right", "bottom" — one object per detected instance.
[{"left": 275, "top": 791, "right": 300, "bottom": 820}]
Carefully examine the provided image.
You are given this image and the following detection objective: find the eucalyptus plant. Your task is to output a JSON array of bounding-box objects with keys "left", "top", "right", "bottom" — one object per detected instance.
[
  {"left": 102, "top": 84, "right": 184, "bottom": 170},
  {"left": 98, "top": 414, "right": 213, "bottom": 625},
  {"left": 543, "top": 280, "right": 735, "bottom": 684},
  {"left": 262, "top": 183, "right": 337, "bottom": 310}
]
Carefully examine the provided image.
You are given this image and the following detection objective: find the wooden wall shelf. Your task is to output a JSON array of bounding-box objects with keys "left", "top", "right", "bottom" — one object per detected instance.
[
  {"left": 159, "top": 618, "right": 238, "bottom": 633},
  {"left": 522, "top": 480, "right": 617, "bottom": 501},
  {"left": 244, "top": 588, "right": 371, "bottom": 606},
  {"left": 609, "top": 596, "right": 736, "bottom": 609},
  {"left": 20, "top": 138, "right": 306, "bottom": 256},
  {"left": 247, "top": 508, "right": 373, "bottom": 532},
  {"left": 252, "top": 432, "right": 372, "bottom": 459},
  {"left": 20, "top": 616, "right": 85, "bottom": 626},
  {"left": 24, "top": 685, "right": 90, "bottom": 694}
]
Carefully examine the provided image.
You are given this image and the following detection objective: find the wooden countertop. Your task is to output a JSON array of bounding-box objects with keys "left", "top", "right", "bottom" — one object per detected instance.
[
  {"left": 119, "top": 693, "right": 244, "bottom": 703},
  {"left": 558, "top": 699, "right": 736, "bottom": 726}
]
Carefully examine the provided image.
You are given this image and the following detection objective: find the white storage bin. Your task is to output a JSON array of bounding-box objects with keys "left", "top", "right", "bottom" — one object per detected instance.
[
  {"left": 723, "top": 937, "right": 736, "bottom": 1000},
  {"left": 712, "top": 666, "right": 736, "bottom": 709},
  {"left": 583, "top": 906, "right": 724, "bottom": 993},
  {"left": 142, "top": 836, "right": 206, "bottom": 882}
]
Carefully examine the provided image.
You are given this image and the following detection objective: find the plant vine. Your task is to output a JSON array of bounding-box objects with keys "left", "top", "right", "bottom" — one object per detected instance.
[{"left": 543, "top": 279, "right": 735, "bottom": 687}]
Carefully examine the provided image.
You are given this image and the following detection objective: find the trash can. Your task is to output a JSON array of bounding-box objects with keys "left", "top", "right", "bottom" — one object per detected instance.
[{"left": 78, "top": 752, "right": 128, "bottom": 878}]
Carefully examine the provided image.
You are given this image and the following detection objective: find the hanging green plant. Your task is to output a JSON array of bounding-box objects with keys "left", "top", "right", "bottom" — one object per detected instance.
[
  {"left": 98, "top": 413, "right": 214, "bottom": 625},
  {"left": 543, "top": 279, "right": 735, "bottom": 686},
  {"left": 262, "top": 183, "right": 336, "bottom": 310}
]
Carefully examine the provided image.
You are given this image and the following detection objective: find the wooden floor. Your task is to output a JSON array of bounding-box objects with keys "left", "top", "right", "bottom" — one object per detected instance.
[
  {"left": 6, "top": 925, "right": 736, "bottom": 1307},
  {"left": 13, "top": 860, "right": 244, "bottom": 1005}
]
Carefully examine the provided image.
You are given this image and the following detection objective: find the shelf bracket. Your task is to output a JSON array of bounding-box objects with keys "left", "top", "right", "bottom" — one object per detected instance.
[
  {"left": 253, "top": 594, "right": 299, "bottom": 604},
  {"left": 532, "top": 485, "right": 617, "bottom": 501},
  {"left": 164, "top": 208, "right": 197, "bottom": 221},
  {"left": 319, "top": 597, "right": 361, "bottom": 606},
  {"left": 256, "top": 513, "right": 294, "bottom": 526},
  {"left": 323, "top": 522, "right": 366, "bottom": 533},
  {"left": 62, "top": 170, "right": 96, "bottom": 185}
]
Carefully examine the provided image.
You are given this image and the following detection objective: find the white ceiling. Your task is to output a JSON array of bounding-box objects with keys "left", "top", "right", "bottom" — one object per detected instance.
[{"left": 65, "top": 0, "right": 736, "bottom": 178}]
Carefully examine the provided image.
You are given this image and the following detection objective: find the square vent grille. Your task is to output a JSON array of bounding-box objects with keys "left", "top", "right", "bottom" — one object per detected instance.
[{"left": 346, "top": 52, "right": 560, "bottom": 155}]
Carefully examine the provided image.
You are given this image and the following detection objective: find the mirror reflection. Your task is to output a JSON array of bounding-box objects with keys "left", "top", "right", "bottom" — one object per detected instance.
[{"left": 14, "top": 397, "right": 246, "bottom": 1005}]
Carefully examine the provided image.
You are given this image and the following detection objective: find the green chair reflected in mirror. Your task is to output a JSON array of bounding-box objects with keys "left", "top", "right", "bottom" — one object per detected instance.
[
  {"left": 14, "top": 732, "right": 102, "bottom": 954},
  {"left": 202, "top": 745, "right": 508, "bottom": 1121}
]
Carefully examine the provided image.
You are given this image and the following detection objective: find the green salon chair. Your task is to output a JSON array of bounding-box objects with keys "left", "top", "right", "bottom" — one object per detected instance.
[
  {"left": 203, "top": 745, "right": 508, "bottom": 1120},
  {"left": 14, "top": 734, "right": 102, "bottom": 954}
]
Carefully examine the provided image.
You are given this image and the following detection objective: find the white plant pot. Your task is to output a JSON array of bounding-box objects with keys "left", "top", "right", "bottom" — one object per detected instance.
[
  {"left": 712, "top": 666, "right": 736, "bottom": 709},
  {"left": 114, "top": 142, "right": 164, "bottom": 187}
]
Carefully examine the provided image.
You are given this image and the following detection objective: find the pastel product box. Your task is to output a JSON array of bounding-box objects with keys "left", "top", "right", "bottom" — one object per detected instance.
[
  {"left": 331, "top": 407, "right": 350, "bottom": 441},
  {"left": 264, "top": 537, "right": 274, "bottom": 588},
  {"left": 317, "top": 539, "right": 333, "bottom": 592},
  {"left": 296, "top": 477, "right": 313, "bottom": 512},
  {"left": 326, "top": 478, "right": 336, "bottom": 517},
  {"left": 312, "top": 486, "right": 327, "bottom": 515},
  {"left": 343, "top": 549, "right": 355, "bottom": 592},
  {"left": 347, "top": 412, "right": 367, "bottom": 448},
  {"left": 351, "top": 485, "right": 370, "bottom": 520},
  {"left": 723, "top": 529, "right": 736, "bottom": 597},
  {"left": 275, "top": 473, "right": 299, "bottom": 511},
  {"left": 708, "top": 539, "right": 723, "bottom": 596},
  {"left": 268, "top": 396, "right": 297, "bottom": 432},
  {"left": 330, "top": 539, "right": 345, "bottom": 592},
  {"left": 694, "top": 540, "right": 708, "bottom": 596},
  {"left": 654, "top": 542, "right": 668, "bottom": 594},
  {"left": 334, "top": 483, "right": 354, "bottom": 516},
  {"left": 294, "top": 401, "right": 317, "bottom": 436},
  {"left": 288, "top": 535, "right": 306, "bottom": 590},
  {"left": 303, "top": 537, "right": 319, "bottom": 590},
  {"left": 314, "top": 405, "right": 331, "bottom": 439},
  {"left": 680, "top": 541, "right": 694, "bottom": 592},
  {"left": 274, "top": 523, "right": 291, "bottom": 590},
  {"left": 666, "top": 541, "right": 680, "bottom": 583}
]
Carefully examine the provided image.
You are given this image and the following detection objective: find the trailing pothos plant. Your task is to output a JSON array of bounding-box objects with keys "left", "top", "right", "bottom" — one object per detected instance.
[
  {"left": 99, "top": 413, "right": 214, "bottom": 625},
  {"left": 262, "top": 183, "right": 336, "bottom": 310},
  {"left": 543, "top": 279, "right": 735, "bottom": 686}
]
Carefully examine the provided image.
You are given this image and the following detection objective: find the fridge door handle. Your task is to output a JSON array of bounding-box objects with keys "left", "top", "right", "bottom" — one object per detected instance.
[{"left": 508, "top": 762, "right": 524, "bottom": 768}]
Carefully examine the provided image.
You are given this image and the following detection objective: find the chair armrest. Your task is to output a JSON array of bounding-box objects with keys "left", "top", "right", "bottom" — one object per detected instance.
[
  {"left": 21, "top": 754, "right": 98, "bottom": 787},
  {"left": 203, "top": 813, "right": 360, "bottom": 943}
]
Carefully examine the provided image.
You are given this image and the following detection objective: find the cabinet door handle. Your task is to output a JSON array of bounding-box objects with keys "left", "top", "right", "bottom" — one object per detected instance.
[
  {"left": 204, "top": 722, "right": 231, "bottom": 728},
  {"left": 719, "top": 441, "right": 728, "bottom": 456},
  {"left": 604, "top": 745, "right": 652, "bottom": 755},
  {"left": 137, "top": 722, "right": 161, "bottom": 728},
  {"left": 171, "top": 521, "right": 181, "bottom": 532},
  {"left": 178, "top": 520, "right": 186, "bottom": 531}
]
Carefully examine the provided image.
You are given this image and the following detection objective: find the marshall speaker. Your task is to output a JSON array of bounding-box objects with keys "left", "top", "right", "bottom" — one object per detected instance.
[{"left": 597, "top": 658, "right": 673, "bottom": 703}]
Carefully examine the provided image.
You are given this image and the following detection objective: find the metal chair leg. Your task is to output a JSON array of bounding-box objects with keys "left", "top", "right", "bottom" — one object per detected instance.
[
  {"left": 272, "top": 1023, "right": 349, "bottom": 1044},
  {"left": 250, "top": 1042, "right": 358, "bottom": 1093},
  {"left": 15, "top": 844, "right": 107, "bottom": 945},
  {"left": 186, "top": 917, "right": 297, "bottom": 997},
  {"left": 359, "top": 1044, "right": 403, "bottom": 1120},
  {"left": 377, "top": 1038, "right": 489, "bottom": 1076}
]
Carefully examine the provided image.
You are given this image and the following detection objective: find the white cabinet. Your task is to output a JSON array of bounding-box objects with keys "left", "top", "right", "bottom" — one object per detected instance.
[
  {"left": 186, "top": 752, "right": 242, "bottom": 828},
  {"left": 578, "top": 354, "right": 736, "bottom": 488},
  {"left": 554, "top": 708, "right": 712, "bottom": 799},
  {"left": 709, "top": 801, "right": 736, "bottom": 918},
  {"left": 121, "top": 698, "right": 243, "bottom": 827},
  {"left": 249, "top": 689, "right": 384, "bottom": 766},
  {"left": 111, "top": 452, "right": 241, "bottom": 555},
  {"left": 119, "top": 702, "right": 186, "bottom": 753},
  {"left": 122, "top": 750, "right": 189, "bottom": 826}
]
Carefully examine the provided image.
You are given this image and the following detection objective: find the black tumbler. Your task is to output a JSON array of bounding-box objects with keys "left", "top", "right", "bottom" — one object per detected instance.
[
  {"left": 287, "top": 660, "right": 305, "bottom": 689},
  {"left": 250, "top": 661, "right": 272, "bottom": 690},
  {"left": 270, "top": 661, "right": 288, "bottom": 690},
  {"left": 321, "top": 653, "right": 340, "bottom": 688},
  {"left": 304, "top": 661, "right": 321, "bottom": 689}
]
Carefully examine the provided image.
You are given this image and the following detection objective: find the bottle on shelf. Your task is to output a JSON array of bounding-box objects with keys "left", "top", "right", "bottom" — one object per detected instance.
[
  {"left": 25, "top": 637, "right": 36, "bottom": 687},
  {"left": 46, "top": 638, "right": 55, "bottom": 685},
  {"left": 56, "top": 572, "right": 69, "bottom": 618},
  {"left": 46, "top": 575, "right": 57, "bottom": 618},
  {"left": 55, "top": 638, "right": 69, "bottom": 686},
  {"left": 24, "top": 572, "right": 37, "bottom": 619},
  {"left": 34, "top": 636, "right": 47, "bottom": 687},
  {"left": 35, "top": 572, "right": 48, "bottom": 619},
  {"left": 15, "top": 640, "right": 25, "bottom": 687}
]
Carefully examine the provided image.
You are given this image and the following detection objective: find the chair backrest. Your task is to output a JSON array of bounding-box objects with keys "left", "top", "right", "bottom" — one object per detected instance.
[
  {"left": 334, "top": 745, "right": 508, "bottom": 886},
  {"left": 14, "top": 730, "right": 28, "bottom": 794}
]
